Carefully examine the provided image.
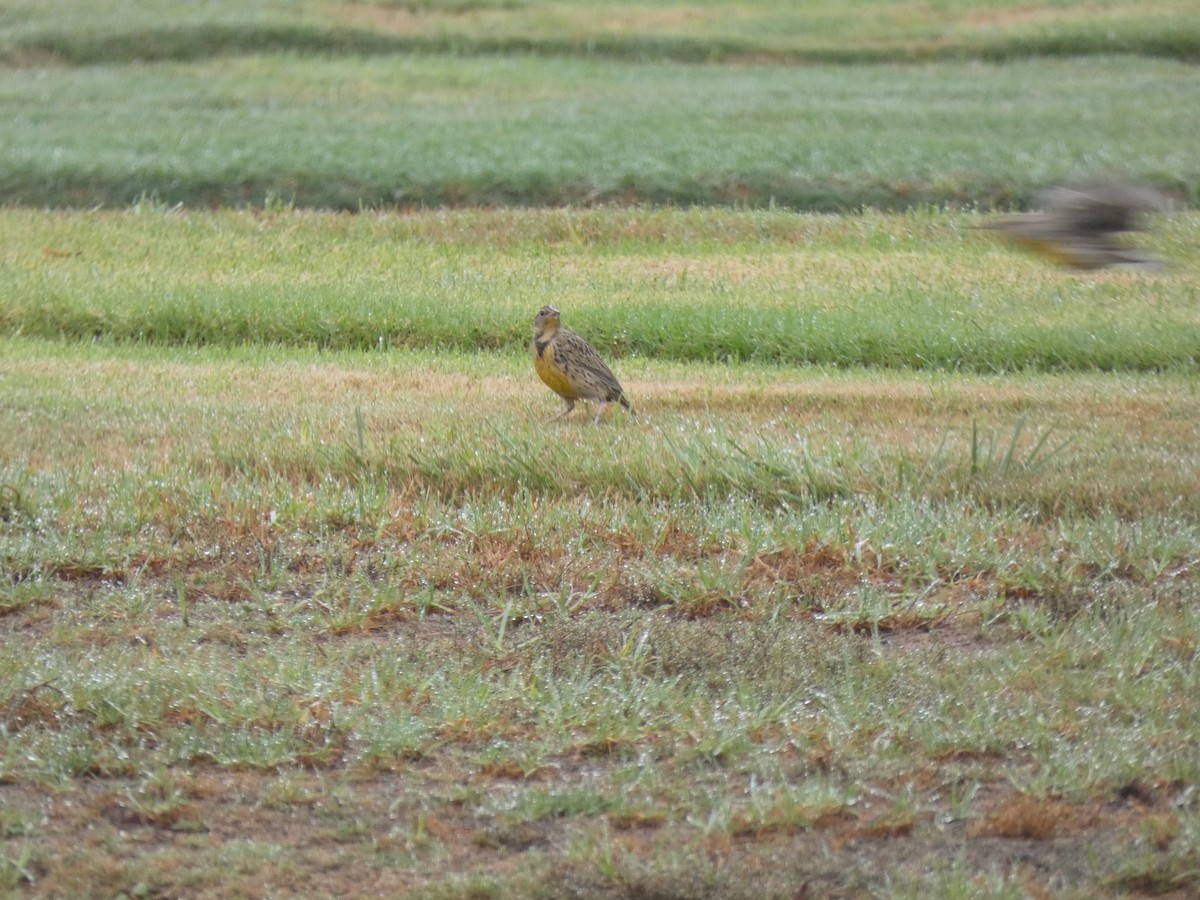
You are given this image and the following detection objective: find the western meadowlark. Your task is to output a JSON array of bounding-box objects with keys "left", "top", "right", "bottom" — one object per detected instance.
[
  {"left": 531, "top": 305, "right": 634, "bottom": 425},
  {"left": 979, "top": 181, "right": 1166, "bottom": 271}
]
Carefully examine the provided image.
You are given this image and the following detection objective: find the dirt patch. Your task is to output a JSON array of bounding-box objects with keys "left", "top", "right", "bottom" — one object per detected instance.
[{"left": 2, "top": 767, "right": 1178, "bottom": 898}]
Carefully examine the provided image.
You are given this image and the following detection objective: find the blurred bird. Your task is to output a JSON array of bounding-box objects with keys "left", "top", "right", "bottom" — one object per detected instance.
[
  {"left": 532, "top": 305, "right": 634, "bottom": 425},
  {"left": 979, "top": 181, "right": 1166, "bottom": 271}
]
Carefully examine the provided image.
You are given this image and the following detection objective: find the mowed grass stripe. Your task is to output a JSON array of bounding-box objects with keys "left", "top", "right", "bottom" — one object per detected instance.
[
  {"left": 3, "top": 207, "right": 1198, "bottom": 371},
  {"left": 4, "top": 0, "right": 1199, "bottom": 66},
  {"left": 1, "top": 55, "right": 1197, "bottom": 209},
  {"left": 3, "top": 338, "right": 1199, "bottom": 516}
]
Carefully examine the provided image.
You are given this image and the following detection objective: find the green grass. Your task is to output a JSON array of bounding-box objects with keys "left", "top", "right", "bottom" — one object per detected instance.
[
  {"left": 3, "top": 0, "right": 1199, "bottom": 66},
  {"left": 3, "top": 1, "right": 1200, "bottom": 890},
  {"left": 4, "top": 206, "right": 1199, "bottom": 372},
  {"left": 1, "top": 54, "right": 1197, "bottom": 210},
  {"left": 2, "top": 0, "right": 1199, "bottom": 210},
  {"left": 3, "top": 255, "right": 1200, "bottom": 892}
]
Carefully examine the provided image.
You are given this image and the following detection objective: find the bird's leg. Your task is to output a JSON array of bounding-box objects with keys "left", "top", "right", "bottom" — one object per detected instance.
[
  {"left": 592, "top": 400, "right": 607, "bottom": 426},
  {"left": 544, "top": 398, "right": 575, "bottom": 423}
]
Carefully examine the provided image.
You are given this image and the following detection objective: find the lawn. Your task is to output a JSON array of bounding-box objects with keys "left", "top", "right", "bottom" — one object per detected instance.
[
  {"left": 4, "top": 206, "right": 1199, "bottom": 370},
  {"left": 2, "top": 207, "right": 1199, "bottom": 897},
  {"left": 2, "top": 1, "right": 1199, "bottom": 896},
  {"left": 1, "top": 54, "right": 1197, "bottom": 211},
  {"left": 1, "top": 2, "right": 1198, "bottom": 209},
  {"left": 4, "top": 0, "right": 1199, "bottom": 65}
]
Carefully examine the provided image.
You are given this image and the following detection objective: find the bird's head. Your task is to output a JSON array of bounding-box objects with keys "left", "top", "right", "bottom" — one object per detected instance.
[{"left": 533, "top": 304, "right": 561, "bottom": 337}]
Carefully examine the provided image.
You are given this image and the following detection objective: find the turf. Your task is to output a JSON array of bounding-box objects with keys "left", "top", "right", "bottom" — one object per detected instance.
[
  {"left": 2, "top": 2, "right": 1199, "bottom": 895},
  {"left": 4, "top": 206, "right": 1198, "bottom": 371},
  {"left": 4, "top": 0, "right": 1199, "bottom": 66},
  {"left": 2, "top": 207, "right": 1200, "bottom": 897},
  {"left": 1, "top": 55, "right": 1197, "bottom": 210},
  {"left": 1, "top": 2, "right": 1199, "bottom": 209}
]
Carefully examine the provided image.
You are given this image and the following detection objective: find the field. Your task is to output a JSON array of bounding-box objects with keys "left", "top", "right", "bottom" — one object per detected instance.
[
  {"left": 3, "top": 3, "right": 1200, "bottom": 899},
  {"left": 2, "top": 1, "right": 1200, "bottom": 210}
]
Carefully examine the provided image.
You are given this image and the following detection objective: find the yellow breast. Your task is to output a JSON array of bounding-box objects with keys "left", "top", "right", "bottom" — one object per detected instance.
[{"left": 534, "top": 341, "right": 579, "bottom": 399}]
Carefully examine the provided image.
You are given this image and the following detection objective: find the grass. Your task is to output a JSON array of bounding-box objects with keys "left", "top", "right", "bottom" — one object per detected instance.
[
  {"left": 3, "top": 226, "right": 1200, "bottom": 892},
  {"left": 0, "top": 54, "right": 1196, "bottom": 210},
  {"left": 1, "top": 3, "right": 1199, "bottom": 210},
  {"left": 3, "top": 2, "right": 1200, "bottom": 892},
  {"left": 3, "top": 0, "right": 1199, "bottom": 66},
  {"left": 4, "top": 205, "right": 1199, "bottom": 372}
]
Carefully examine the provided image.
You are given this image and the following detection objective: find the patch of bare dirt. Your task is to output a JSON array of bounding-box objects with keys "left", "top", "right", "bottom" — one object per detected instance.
[{"left": 4, "top": 754, "right": 1193, "bottom": 898}]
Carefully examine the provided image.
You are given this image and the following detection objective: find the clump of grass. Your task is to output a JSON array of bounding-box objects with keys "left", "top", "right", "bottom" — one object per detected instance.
[{"left": 965, "top": 415, "right": 1074, "bottom": 480}]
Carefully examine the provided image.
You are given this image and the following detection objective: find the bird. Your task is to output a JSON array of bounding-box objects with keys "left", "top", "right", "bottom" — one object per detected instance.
[
  {"left": 531, "top": 304, "right": 635, "bottom": 425},
  {"left": 978, "top": 180, "right": 1166, "bottom": 271}
]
